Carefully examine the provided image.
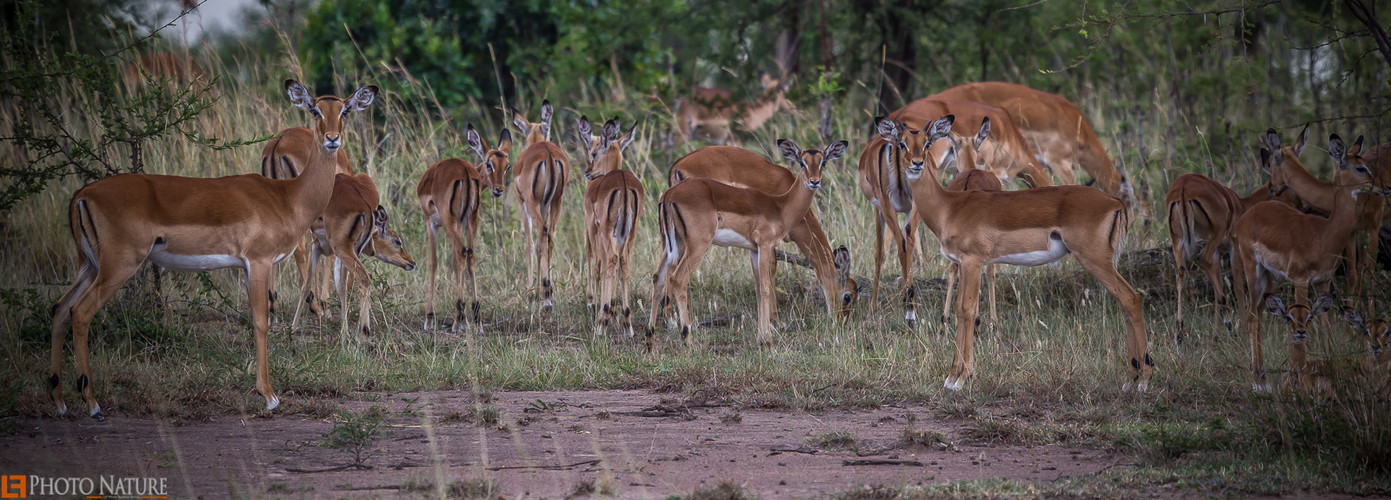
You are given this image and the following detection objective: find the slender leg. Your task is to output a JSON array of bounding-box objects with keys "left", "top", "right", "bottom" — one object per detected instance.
[
  {"left": 942, "top": 262, "right": 957, "bottom": 332},
  {"left": 248, "top": 261, "right": 280, "bottom": 410},
  {"left": 1199, "top": 237, "right": 1224, "bottom": 338},
  {"left": 1073, "top": 252, "right": 1152, "bottom": 392},
  {"left": 986, "top": 264, "right": 998, "bottom": 331},
  {"left": 900, "top": 211, "right": 919, "bottom": 327},
  {"left": 424, "top": 221, "right": 439, "bottom": 331},
  {"left": 756, "top": 245, "right": 778, "bottom": 346},
  {"left": 945, "top": 259, "right": 984, "bottom": 391},
  {"left": 346, "top": 256, "right": 371, "bottom": 337},
  {"left": 49, "top": 259, "right": 98, "bottom": 417},
  {"left": 871, "top": 211, "right": 886, "bottom": 305},
  {"left": 1171, "top": 230, "right": 1188, "bottom": 342}
]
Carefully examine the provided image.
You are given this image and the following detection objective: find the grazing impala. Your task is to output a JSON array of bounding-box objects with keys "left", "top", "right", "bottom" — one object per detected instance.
[
  {"left": 1163, "top": 171, "right": 1296, "bottom": 341},
  {"left": 649, "top": 138, "right": 848, "bottom": 348},
  {"left": 417, "top": 124, "right": 513, "bottom": 331},
  {"left": 512, "top": 101, "right": 570, "bottom": 310},
  {"left": 669, "top": 146, "right": 857, "bottom": 318},
  {"left": 857, "top": 116, "right": 955, "bottom": 327},
  {"left": 1233, "top": 133, "right": 1389, "bottom": 392},
  {"left": 49, "top": 80, "right": 375, "bottom": 418},
  {"left": 578, "top": 117, "right": 644, "bottom": 337},
  {"left": 893, "top": 97, "right": 1052, "bottom": 188},
  {"left": 291, "top": 173, "right": 416, "bottom": 337},
  {"left": 932, "top": 81, "right": 1147, "bottom": 219},
  {"left": 903, "top": 114, "right": 1152, "bottom": 392},
  {"left": 676, "top": 71, "right": 790, "bottom": 144}
]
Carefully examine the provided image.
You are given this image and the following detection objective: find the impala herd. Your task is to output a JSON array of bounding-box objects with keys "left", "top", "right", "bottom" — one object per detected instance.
[{"left": 44, "top": 78, "right": 1391, "bottom": 420}]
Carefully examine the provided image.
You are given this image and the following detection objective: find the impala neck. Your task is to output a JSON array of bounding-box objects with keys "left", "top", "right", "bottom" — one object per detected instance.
[
  {"left": 906, "top": 166, "right": 957, "bottom": 239},
  {"left": 1323, "top": 187, "right": 1370, "bottom": 240},
  {"left": 1279, "top": 155, "right": 1338, "bottom": 213},
  {"left": 772, "top": 169, "right": 817, "bottom": 229},
  {"left": 1238, "top": 182, "right": 1280, "bottom": 213},
  {"left": 287, "top": 143, "right": 338, "bottom": 223}
]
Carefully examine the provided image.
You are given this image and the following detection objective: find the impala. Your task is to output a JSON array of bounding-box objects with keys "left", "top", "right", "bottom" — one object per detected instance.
[
  {"left": 578, "top": 117, "right": 644, "bottom": 337},
  {"left": 417, "top": 124, "right": 513, "bottom": 331},
  {"left": 938, "top": 118, "right": 1002, "bottom": 332},
  {"left": 1164, "top": 172, "right": 1295, "bottom": 340},
  {"left": 1233, "top": 133, "right": 1389, "bottom": 392},
  {"left": 291, "top": 173, "right": 416, "bottom": 336},
  {"left": 903, "top": 114, "right": 1152, "bottom": 391},
  {"left": 649, "top": 138, "right": 848, "bottom": 348},
  {"left": 1262, "top": 294, "right": 1333, "bottom": 394},
  {"left": 669, "top": 146, "right": 856, "bottom": 318},
  {"left": 1331, "top": 139, "right": 1387, "bottom": 297},
  {"left": 932, "top": 81, "right": 1147, "bottom": 219},
  {"left": 676, "top": 71, "right": 790, "bottom": 144},
  {"left": 49, "top": 80, "right": 375, "bottom": 418},
  {"left": 857, "top": 116, "right": 954, "bottom": 327},
  {"left": 261, "top": 85, "right": 359, "bottom": 319},
  {"left": 512, "top": 101, "right": 570, "bottom": 310},
  {"left": 894, "top": 97, "right": 1052, "bottom": 188}
]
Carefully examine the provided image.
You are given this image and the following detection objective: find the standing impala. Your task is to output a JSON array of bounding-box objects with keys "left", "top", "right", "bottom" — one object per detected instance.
[
  {"left": 49, "top": 80, "right": 376, "bottom": 418},
  {"left": 894, "top": 97, "right": 1052, "bottom": 188},
  {"left": 291, "top": 173, "right": 416, "bottom": 337},
  {"left": 903, "top": 115, "right": 1153, "bottom": 392},
  {"left": 1233, "top": 133, "right": 1389, "bottom": 392},
  {"left": 649, "top": 138, "right": 848, "bottom": 349},
  {"left": 669, "top": 146, "right": 856, "bottom": 319},
  {"left": 932, "top": 81, "right": 1147, "bottom": 219},
  {"left": 578, "top": 117, "right": 644, "bottom": 337},
  {"left": 939, "top": 118, "right": 1002, "bottom": 333},
  {"left": 1163, "top": 170, "right": 1294, "bottom": 341},
  {"left": 417, "top": 124, "right": 513, "bottom": 331},
  {"left": 512, "top": 101, "right": 570, "bottom": 310}
]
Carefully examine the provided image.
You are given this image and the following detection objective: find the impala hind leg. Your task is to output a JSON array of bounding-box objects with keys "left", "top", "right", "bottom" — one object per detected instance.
[
  {"left": 985, "top": 264, "right": 998, "bottom": 333},
  {"left": 49, "top": 261, "right": 96, "bottom": 416},
  {"left": 942, "top": 262, "right": 957, "bottom": 334},
  {"left": 1074, "top": 252, "right": 1153, "bottom": 392},
  {"left": 871, "top": 211, "right": 886, "bottom": 306},
  {"left": 899, "top": 213, "right": 919, "bottom": 328},
  {"left": 1197, "top": 236, "right": 1225, "bottom": 338},
  {"left": 342, "top": 256, "right": 372, "bottom": 338},
  {"left": 423, "top": 222, "right": 440, "bottom": 331},
  {"left": 945, "top": 260, "right": 984, "bottom": 391},
  {"left": 753, "top": 245, "right": 779, "bottom": 346},
  {"left": 64, "top": 254, "right": 146, "bottom": 419}
]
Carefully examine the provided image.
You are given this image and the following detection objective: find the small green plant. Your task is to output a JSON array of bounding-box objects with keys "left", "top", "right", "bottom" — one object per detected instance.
[
  {"left": 810, "top": 431, "right": 858, "bottom": 452},
  {"left": 476, "top": 405, "right": 502, "bottom": 427},
  {"left": 679, "top": 481, "right": 755, "bottom": 500},
  {"left": 322, "top": 408, "right": 386, "bottom": 468}
]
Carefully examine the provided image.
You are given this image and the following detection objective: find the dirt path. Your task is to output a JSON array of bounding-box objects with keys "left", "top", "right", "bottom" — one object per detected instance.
[{"left": 2, "top": 390, "right": 1124, "bottom": 498}]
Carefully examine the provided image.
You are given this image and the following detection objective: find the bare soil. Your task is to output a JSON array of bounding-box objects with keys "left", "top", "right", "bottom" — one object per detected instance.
[{"left": 1, "top": 390, "right": 1126, "bottom": 498}]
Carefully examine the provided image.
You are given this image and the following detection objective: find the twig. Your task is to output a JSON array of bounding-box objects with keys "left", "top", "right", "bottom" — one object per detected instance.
[
  {"left": 285, "top": 463, "right": 371, "bottom": 473},
  {"left": 103, "top": 0, "right": 212, "bottom": 59},
  {"left": 769, "top": 446, "right": 820, "bottom": 455},
  {"left": 485, "top": 459, "right": 601, "bottom": 471}
]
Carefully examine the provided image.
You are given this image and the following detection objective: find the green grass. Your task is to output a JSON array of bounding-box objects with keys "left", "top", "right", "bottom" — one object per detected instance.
[{"left": 2, "top": 41, "right": 1390, "bottom": 497}]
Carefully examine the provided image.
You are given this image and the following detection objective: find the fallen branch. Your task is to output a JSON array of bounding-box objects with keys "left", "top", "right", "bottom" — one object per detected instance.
[
  {"left": 843, "top": 459, "right": 924, "bottom": 466},
  {"left": 334, "top": 484, "right": 401, "bottom": 491},
  {"left": 485, "top": 459, "right": 601, "bottom": 471},
  {"left": 769, "top": 446, "right": 820, "bottom": 455},
  {"left": 285, "top": 464, "right": 371, "bottom": 473}
]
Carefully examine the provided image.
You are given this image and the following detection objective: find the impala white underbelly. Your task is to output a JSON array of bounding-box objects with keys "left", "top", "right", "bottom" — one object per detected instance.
[
  {"left": 713, "top": 229, "right": 754, "bottom": 250},
  {"left": 147, "top": 247, "right": 244, "bottom": 272},
  {"left": 990, "top": 233, "right": 1069, "bottom": 267}
]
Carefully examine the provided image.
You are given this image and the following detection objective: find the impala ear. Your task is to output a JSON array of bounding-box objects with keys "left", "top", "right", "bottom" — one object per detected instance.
[
  {"left": 940, "top": 139, "right": 961, "bottom": 175},
  {"left": 1344, "top": 307, "right": 1366, "bottom": 330},
  {"left": 577, "top": 116, "right": 593, "bottom": 152},
  {"left": 620, "top": 123, "right": 639, "bottom": 151},
  {"left": 498, "top": 129, "right": 513, "bottom": 154},
  {"left": 466, "top": 124, "right": 486, "bottom": 161},
  {"left": 285, "top": 79, "right": 318, "bottom": 115},
  {"left": 539, "top": 100, "right": 554, "bottom": 140},
  {"left": 833, "top": 245, "right": 851, "bottom": 273},
  {"left": 1259, "top": 148, "right": 1272, "bottom": 174},
  {"left": 1330, "top": 134, "right": 1348, "bottom": 169},
  {"left": 601, "top": 118, "right": 620, "bottom": 146},
  {"left": 1264, "top": 294, "right": 1288, "bottom": 319},
  {"left": 823, "top": 140, "right": 848, "bottom": 163},
  {"left": 342, "top": 85, "right": 378, "bottom": 115},
  {"left": 511, "top": 109, "right": 529, "bottom": 134},
  {"left": 374, "top": 205, "right": 389, "bottom": 229},
  {"left": 974, "top": 117, "right": 991, "bottom": 151},
  {"left": 1293, "top": 124, "right": 1309, "bottom": 157},
  {"left": 777, "top": 139, "right": 801, "bottom": 164},
  {"left": 875, "top": 116, "right": 898, "bottom": 141},
  {"left": 1312, "top": 295, "right": 1335, "bottom": 317},
  {"left": 926, "top": 114, "right": 955, "bottom": 144},
  {"left": 1348, "top": 135, "right": 1365, "bottom": 158}
]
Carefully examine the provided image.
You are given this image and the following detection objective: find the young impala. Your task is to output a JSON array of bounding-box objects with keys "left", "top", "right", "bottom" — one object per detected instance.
[
  {"left": 649, "top": 138, "right": 848, "bottom": 349},
  {"left": 578, "top": 117, "right": 644, "bottom": 337},
  {"left": 49, "top": 80, "right": 375, "bottom": 418},
  {"left": 939, "top": 118, "right": 1002, "bottom": 333},
  {"left": 417, "top": 124, "right": 513, "bottom": 331},
  {"left": 1233, "top": 133, "right": 1389, "bottom": 392},
  {"left": 512, "top": 101, "right": 570, "bottom": 310},
  {"left": 291, "top": 173, "right": 416, "bottom": 338},
  {"left": 903, "top": 114, "right": 1152, "bottom": 392}
]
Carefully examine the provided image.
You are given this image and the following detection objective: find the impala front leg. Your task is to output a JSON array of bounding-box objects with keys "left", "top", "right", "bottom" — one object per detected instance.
[
  {"left": 945, "top": 259, "right": 983, "bottom": 391},
  {"left": 249, "top": 262, "right": 280, "bottom": 411},
  {"left": 901, "top": 210, "right": 920, "bottom": 328}
]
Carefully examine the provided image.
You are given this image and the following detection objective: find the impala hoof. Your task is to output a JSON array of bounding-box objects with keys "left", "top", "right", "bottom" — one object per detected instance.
[
  {"left": 55, "top": 402, "right": 67, "bottom": 416},
  {"left": 944, "top": 377, "right": 964, "bottom": 391},
  {"left": 1251, "top": 383, "right": 1271, "bottom": 394},
  {"left": 266, "top": 396, "right": 281, "bottom": 411},
  {"left": 90, "top": 403, "right": 106, "bottom": 421}
]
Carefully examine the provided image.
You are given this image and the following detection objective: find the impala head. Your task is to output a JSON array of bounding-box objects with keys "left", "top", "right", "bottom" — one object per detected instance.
[
  {"left": 941, "top": 117, "right": 992, "bottom": 176},
  {"left": 890, "top": 114, "right": 955, "bottom": 179},
  {"left": 777, "top": 138, "right": 848, "bottom": 191},
  {"left": 1259, "top": 125, "right": 1307, "bottom": 197},
  {"left": 285, "top": 79, "right": 377, "bottom": 154},
  {"left": 1343, "top": 307, "right": 1389, "bottom": 357},
  {"left": 364, "top": 205, "right": 415, "bottom": 271},
  {"left": 512, "top": 100, "right": 554, "bottom": 145},
  {"left": 1329, "top": 133, "right": 1383, "bottom": 190},
  {"left": 1265, "top": 294, "right": 1333, "bottom": 342},
  {"left": 466, "top": 123, "right": 514, "bottom": 198},
  {"left": 834, "top": 245, "right": 859, "bottom": 314},
  {"left": 578, "top": 116, "right": 638, "bottom": 181}
]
